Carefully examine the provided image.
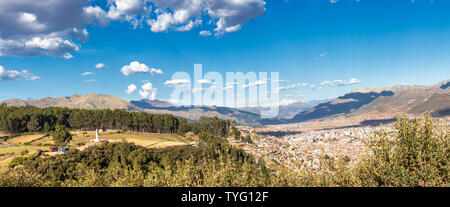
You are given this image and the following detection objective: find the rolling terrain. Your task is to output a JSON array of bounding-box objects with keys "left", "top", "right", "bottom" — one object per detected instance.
[
  {"left": 2, "top": 79, "right": 449, "bottom": 126},
  {"left": 287, "top": 79, "right": 449, "bottom": 124},
  {"left": 1, "top": 94, "right": 136, "bottom": 110},
  {"left": 131, "top": 99, "right": 263, "bottom": 125}
]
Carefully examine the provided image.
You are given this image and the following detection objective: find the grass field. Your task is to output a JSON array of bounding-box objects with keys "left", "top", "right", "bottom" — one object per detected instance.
[
  {"left": 6, "top": 134, "right": 46, "bottom": 145},
  {"left": 0, "top": 130, "right": 189, "bottom": 169},
  {"left": 69, "top": 130, "right": 188, "bottom": 148}
]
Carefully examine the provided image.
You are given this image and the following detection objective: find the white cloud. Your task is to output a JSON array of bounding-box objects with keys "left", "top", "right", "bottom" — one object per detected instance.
[
  {"left": 348, "top": 78, "right": 361, "bottom": 84},
  {"left": 63, "top": 53, "right": 74, "bottom": 59},
  {"left": 320, "top": 78, "right": 361, "bottom": 87},
  {"left": 95, "top": 63, "right": 106, "bottom": 69},
  {"left": 222, "top": 81, "right": 238, "bottom": 90},
  {"left": 141, "top": 82, "right": 153, "bottom": 91},
  {"left": 199, "top": 30, "right": 212, "bottom": 37},
  {"left": 81, "top": 72, "right": 94, "bottom": 76},
  {"left": 277, "top": 83, "right": 314, "bottom": 91},
  {"left": 319, "top": 52, "right": 328, "bottom": 58},
  {"left": 120, "top": 61, "right": 162, "bottom": 76},
  {"left": 273, "top": 79, "right": 289, "bottom": 83},
  {"left": 242, "top": 79, "right": 268, "bottom": 89},
  {"left": 84, "top": 79, "right": 96, "bottom": 83},
  {"left": 83, "top": 5, "right": 110, "bottom": 26},
  {"left": 193, "top": 85, "right": 215, "bottom": 94},
  {"left": 0, "top": 0, "right": 266, "bottom": 57},
  {"left": 125, "top": 83, "right": 137, "bottom": 94},
  {"left": 150, "top": 68, "right": 163, "bottom": 75},
  {"left": 0, "top": 0, "right": 99, "bottom": 57},
  {"left": 279, "top": 98, "right": 297, "bottom": 106},
  {"left": 111, "top": 0, "right": 147, "bottom": 16},
  {"left": 164, "top": 79, "right": 190, "bottom": 87},
  {"left": 147, "top": 0, "right": 266, "bottom": 35},
  {"left": 0, "top": 65, "right": 40, "bottom": 81},
  {"left": 139, "top": 81, "right": 157, "bottom": 100},
  {"left": 197, "top": 79, "right": 211, "bottom": 84},
  {"left": 121, "top": 61, "right": 150, "bottom": 76}
]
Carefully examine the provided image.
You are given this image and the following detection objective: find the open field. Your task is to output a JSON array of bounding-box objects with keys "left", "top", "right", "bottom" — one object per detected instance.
[
  {"left": 69, "top": 130, "right": 188, "bottom": 148},
  {"left": 0, "top": 145, "right": 49, "bottom": 168},
  {"left": 0, "top": 130, "right": 189, "bottom": 169},
  {"left": 6, "top": 134, "right": 47, "bottom": 145}
]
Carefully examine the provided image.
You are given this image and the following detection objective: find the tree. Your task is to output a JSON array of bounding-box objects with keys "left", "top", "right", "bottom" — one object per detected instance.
[
  {"left": 27, "top": 114, "right": 42, "bottom": 132},
  {"left": 44, "top": 122, "right": 51, "bottom": 133},
  {"left": 53, "top": 125, "right": 72, "bottom": 146}
]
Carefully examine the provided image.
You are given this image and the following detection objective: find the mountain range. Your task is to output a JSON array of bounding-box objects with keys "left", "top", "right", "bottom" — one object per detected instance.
[
  {"left": 287, "top": 79, "right": 450, "bottom": 123},
  {"left": 1, "top": 79, "right": 449, "bottom": 125}
]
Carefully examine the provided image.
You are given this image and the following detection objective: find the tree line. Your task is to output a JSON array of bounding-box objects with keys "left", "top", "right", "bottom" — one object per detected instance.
[{"left": 0, "top": 105, "right": 235, "bottom": 137}]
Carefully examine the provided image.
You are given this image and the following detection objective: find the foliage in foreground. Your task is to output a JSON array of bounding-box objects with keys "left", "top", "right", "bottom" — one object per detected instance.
[
  {"left": 0, "top": 116, "right": 448, "bottom": 187},
  {"left": 286, "top": 116, "right": 449, "bottom": 187}
]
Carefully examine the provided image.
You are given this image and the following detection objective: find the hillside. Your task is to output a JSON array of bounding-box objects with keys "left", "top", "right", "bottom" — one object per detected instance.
[
  {"left": 354, "top": 80, "right": 450, "bottom": 116},
  {"left": 131, "top": 99, "right": 263, "bottom": 126},
  {"left": 1, "top": 94, "right": 136, "bottom": 110},
  {"left": 288, "top": 79, "right": 450, "bottom": 123},
  {"left": 290, "top": 91, "right": 395, "bottom": 122}
]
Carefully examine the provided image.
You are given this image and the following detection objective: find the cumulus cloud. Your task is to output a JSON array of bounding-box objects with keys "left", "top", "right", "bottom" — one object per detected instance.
[
  {"left": 95, "top": 63, "right": 106, "bottom": 69},
  {"left": 139, "top": 82, "right": 157, "bottom": 100},
  {"left": 320, "top": 78, "right": 361, "bottom": 87},
  {"left": 147, "top": 0, "right": 266, "bottom": 35},
  {"left": 0, "top": 0, "right": 266, "bottom": 57},
  {"left": 0, "top": 65, "right": 40, "bottom": 81},
  {"left": 150, "top": 68, "right": 163, "bottom": 75},
  {"left": 121, "top": 61, "right": 163, "bottom": 76},
  {"left": 121, "top": 61, "right": 149, "bottom": 76},
  {"left": 0, "top": 0, "right": 102, "bottom": 57},
  {"left": 125, "top": 83, "right": 137, "bottom": 94}
]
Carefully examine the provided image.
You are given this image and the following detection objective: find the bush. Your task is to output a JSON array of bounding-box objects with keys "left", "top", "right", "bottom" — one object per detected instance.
[
  {"left": 8, "top": 156, "right": 29, "bottom": 168},
  {"left": 20, "top": 149, "right": 29, "bottom": 155},
  {"left": 354, "top": 116, "right": 448, "bottom": 187}
]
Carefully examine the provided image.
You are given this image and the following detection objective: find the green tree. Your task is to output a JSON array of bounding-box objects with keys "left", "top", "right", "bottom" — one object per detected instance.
[
  {"left": 52, "top": 125, "right": 72, "bottom": 146},
  {"left": 44, "top": 122, "right": 51, "bottom": 132},
  {"left": 27, "top": 114, "right": 42, "bottom": 132}
]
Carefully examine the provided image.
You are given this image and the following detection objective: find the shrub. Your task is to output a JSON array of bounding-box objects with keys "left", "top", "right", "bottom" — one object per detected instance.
[
  {"left": 21, "top": 149, "right": 29, "bottom": 155},
  {"left": 355, "top": 116, "right": 448, "bottom": 187}
]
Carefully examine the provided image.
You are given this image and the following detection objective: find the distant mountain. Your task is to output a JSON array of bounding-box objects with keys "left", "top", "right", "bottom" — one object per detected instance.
[
  {"left": 290, "top": 91, "right": 395, "bottom": 122},
  {"left": 239, "top": 99, "right": 329, "bottom": 119},
  {"left": 440, "top": 81, "right": 450, "bottom": 89},
  {"left": 1, "top": 94, "right": 136, "bottom": 110},
  {"left": 288, "top": 79, "right": 450, "bottom": 123},
  {"left": 131, "top": 99, "right": 263, "bottom": 126},
  {"left": 132, "top": 99, "right": 174, "bottom": 108},
  {"left": 2, "top": 79, "right": 447, "bottom": 126}
]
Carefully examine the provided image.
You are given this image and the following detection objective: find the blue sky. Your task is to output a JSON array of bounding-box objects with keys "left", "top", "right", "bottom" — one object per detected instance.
[{"left": 0, "top": 0, "right": 449, "bottom": 105}]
